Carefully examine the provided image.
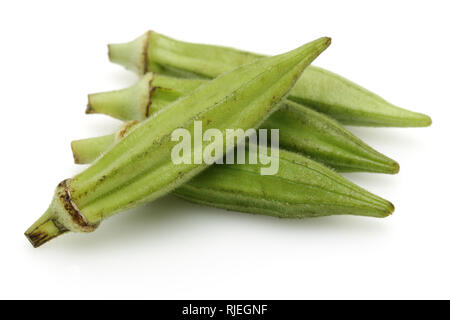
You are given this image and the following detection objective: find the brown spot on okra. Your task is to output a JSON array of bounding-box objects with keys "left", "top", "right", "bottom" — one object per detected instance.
[
  {"left": 107, "top": 43, "right": 112, "bottom": 61},
  {"left": 145, "top": 79, "right": 158, "bottom": 118},
  {"left": 58, "top": 179, "right": 98, "bottom": 232},
  {"left": 142, "top": 30, "right": 152, "bottom": 74}
]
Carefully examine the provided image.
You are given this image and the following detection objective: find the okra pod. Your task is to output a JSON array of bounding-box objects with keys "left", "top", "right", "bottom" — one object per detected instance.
[
  {"left": 25, "top": 37, "right": 330, "bottom": 247},
  {"left": 88, "top": 74, "right": 399, "bottom": 174},
  {"left": 72, "top": 138, "right": 394, "bottom": 220},
  {"left": 108, "top": 31, "right": 431, "bottom": 127},
  {"left": 176, "top": 146, "right": 394, "bottom": 219}
]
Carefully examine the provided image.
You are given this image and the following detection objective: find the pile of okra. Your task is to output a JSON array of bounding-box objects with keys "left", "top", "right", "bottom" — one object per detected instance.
[{"left": 25, "top": 31, "right": 431, "bottom": 248}]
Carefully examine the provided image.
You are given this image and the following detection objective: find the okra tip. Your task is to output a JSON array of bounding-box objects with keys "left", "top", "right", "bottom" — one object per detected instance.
[
  {"left": 86, "top": 92, "right": 116, "bottom": 117},
  {"left": 381, "top": 159, "right": 399, "bottom": 174},
  {"left": 86, "top": 91, "right": 115, "bottom": 115},
  {"left": 392, "top": 161, "right": 400, "bottom": 174},
  {"left": 86, "top": 74, "right": 154, "bottom": 121},
  {"left": 24, "top": 180, "right": 99, "bottom": 248}
]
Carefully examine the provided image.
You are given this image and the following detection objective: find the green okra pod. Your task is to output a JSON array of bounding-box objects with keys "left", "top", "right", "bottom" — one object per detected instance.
[
  {"left": 87, "top": 73, "right": 399, "bottom": 174},
  {"left": 71, "top": 137, "right": 394, "bottom": 220},
  {"left": 108, "top": 31, "right": 431, "bottom": 127},
  {"left": 25, "top": 37, "right": 330, "bottom": 247},
  {"left": 176, "top": 147, "right": 394, "bottom": 219}
]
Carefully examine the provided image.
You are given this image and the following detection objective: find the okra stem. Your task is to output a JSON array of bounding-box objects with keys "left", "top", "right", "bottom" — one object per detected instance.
[
  {"left": 87, "top": 73, "right": 400, "bottom": 174},
  {"left": 26, "top": 37, "right": 331, "bottom": 247}
]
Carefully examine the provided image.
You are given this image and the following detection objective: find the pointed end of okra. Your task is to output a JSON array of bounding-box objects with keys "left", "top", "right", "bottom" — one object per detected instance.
[
  {"left": 392, "top": 111, "right": 432, "bottom": 127},
  {"left": 297, "top": 37, "right": 332, "bottom": 60},
  {"left": 386, "top": 201, "right": 395, "bottom": 216},
  {"left": 347, "top": 174, "right": 395, "bottom": 218},
  {"left": 363, "top": 153, "right": 400, "bottom": 175},
  {"left": 86, "top": 91, "right": 131, "bottom": 121},
  {"left": 292, "top": 36, "right": 331, "bottom": 78},
  {"left": 376, "top": 109, "right": 432, "bottom": 127},
  {"left": 385, "top": 162, "right": 401, "bottom": 174},
  {"left": 391, "top": 161, "right": 400, "bottom": 174},
  {"left": 71, "top": 134, "right": 115, "bottom": 165},
  {"left": 369, "top": 193, "right": 395, "bottom": 218},
  {"left": 108, "top": 31, "right": 151, "bottom": 75}
]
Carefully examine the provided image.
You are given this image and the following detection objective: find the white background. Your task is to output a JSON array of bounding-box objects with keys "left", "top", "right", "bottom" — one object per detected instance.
[{"left": 0, "top": 0, "right": 448, "bottom": 299}]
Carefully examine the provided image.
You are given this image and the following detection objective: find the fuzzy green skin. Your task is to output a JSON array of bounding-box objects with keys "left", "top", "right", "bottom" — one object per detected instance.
[
  {"left": 25, "top": 38, "right": 330, "bottom": 247},
  {"left": 88, "top": 74, "right": 399, "bottom": 174},
  {"left": 71, "top": 139, "right": 394, "bottom": 219},
  {"left": 176, "top": 149, "right": 394, "bottom": 219},
  {"left": 108, "top": 31, "right": 431, "bottom": 127},
  {"left": 263, "top": 101, "right": 399, "bottom": 173}
]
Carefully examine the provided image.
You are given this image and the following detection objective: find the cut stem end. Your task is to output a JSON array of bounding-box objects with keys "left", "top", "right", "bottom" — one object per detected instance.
[{"left": 25, "top": 210, "right": 68, "bottom": 248}]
